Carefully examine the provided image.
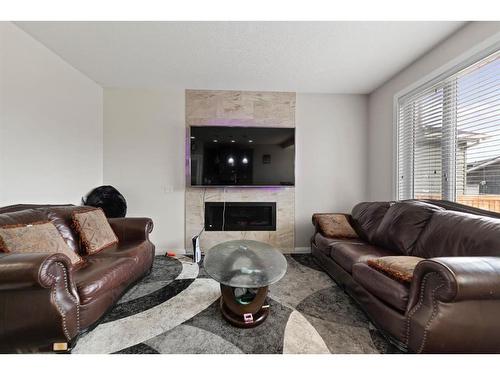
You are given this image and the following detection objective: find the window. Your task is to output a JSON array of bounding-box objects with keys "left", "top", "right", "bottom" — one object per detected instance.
[{"left": 397, "top": 49, "right": 500, "bottom": 212}]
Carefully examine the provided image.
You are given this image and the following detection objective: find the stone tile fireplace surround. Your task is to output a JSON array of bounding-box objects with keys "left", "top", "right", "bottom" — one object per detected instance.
[
  {"left": 185, "top": 89, "right": 296, "bottom": 253},
  {"left": 204, "top": 202, "right": 277, "bottom": 231}
]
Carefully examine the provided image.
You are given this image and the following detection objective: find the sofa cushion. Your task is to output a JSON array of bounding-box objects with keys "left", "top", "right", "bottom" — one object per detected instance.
[
  {"left": 330, "top": 240, "right": 395, "bottom": 273},
  {"left": 93, "top": 239, "right": 152, "bottom": 257},
  {"left": 367, "top": 256, "right": 423, "bottom": 283},
  {"left": 313, "top": 213, "right": 358, "bottom": 239},
  {"left": 0, "top": 221, "right": 83, "bottom": 266},
  {"left": 352, "top": 262, "right": 410, "bottom": 312},
  {"left": 0, "top": 209, "right": 47, "bottom": 226},
  {"left": 0, "top": 204, "right": 73, "bottom": 215},
  {"left": 43, "top": 206, "right": 82, "bottom": 253},
  {"left": 72, "top": 208, "right": 118, "bottom": 255},
  {"left": 372, "top": 201, "right": 443, "bottom": 255},
  {"left": 312, "top": 232, "right": 361, "bottom": 255},
  {"left": 0, "top": 206, "right": 83, "bottom": 255},
  {"left": 74, "top": 256, "right": 138, "bottom": 304},
  {"left": 351, "top": 201, "right": 392, "bottom": 242},
  {"left": 414, "top": 210, "right": 500, "bottom": 258},
  {"left": 92, "top": 240, "right": 154, "bottom": 275}
]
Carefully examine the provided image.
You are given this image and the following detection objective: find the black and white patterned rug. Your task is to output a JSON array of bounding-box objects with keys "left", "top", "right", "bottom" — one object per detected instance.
[{"left": 73, "top": 255, "right": 400, "bottom": 354}]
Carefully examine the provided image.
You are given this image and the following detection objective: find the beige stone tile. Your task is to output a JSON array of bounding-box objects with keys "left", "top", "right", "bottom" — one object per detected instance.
[{"left": 185, "top": 89, "right": 296, "bottom": 252}]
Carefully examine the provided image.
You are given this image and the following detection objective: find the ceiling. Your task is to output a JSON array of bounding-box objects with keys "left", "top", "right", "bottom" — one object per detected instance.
[{"left": 15, "top": 21, "right": 466, "bottom": 94}]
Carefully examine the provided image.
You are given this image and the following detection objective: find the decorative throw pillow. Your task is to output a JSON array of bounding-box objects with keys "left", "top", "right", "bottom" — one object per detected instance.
[
  {"left": 72, "top": 208, "right": 118, "bottom": 255},
  {"left": 313, "top": 213, "right": 359, "bottom": 239},
  {"left": 367, "top": 256, "right": 424, "bottom": 283},
  {"left": 0, "top": 221, "right": 83, "bottom": 266}
]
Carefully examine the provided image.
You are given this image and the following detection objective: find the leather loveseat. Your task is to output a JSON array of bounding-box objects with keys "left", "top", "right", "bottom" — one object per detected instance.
[
  {"left": 0, "top": 204, "right": 155, "bottom": 353},
  {"left": 311, "top": 200, "right": 500, "bottom": 353}
]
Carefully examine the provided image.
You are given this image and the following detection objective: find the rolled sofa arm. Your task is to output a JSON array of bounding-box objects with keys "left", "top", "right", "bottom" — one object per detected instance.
[
  {"left": 0, "top": 253, "right": 80, "bottom": 352},
  {"left": 108, "top": 217, "right": 153, "bottom": 243},
  {"left": 405, "top": 257, "right": 500, "bottom": 353},
  {"left": 409, "top": 257, "right": 500, "bottom": 305}
]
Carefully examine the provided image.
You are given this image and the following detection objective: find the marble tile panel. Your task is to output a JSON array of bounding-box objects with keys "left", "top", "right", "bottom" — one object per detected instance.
[
  {"left": 185, "top": 89, "right": 296, "bottom": 253},
  {"left": 185, "top": 187, "right": 295, "bottom": 252},
  {"left": 186, "top": 90, "right": 295, "bottom": 127}
]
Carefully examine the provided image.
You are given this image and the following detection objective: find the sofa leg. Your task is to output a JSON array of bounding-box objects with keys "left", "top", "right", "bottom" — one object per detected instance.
[{"left": 53, "top": 342, "right": 69, "bottom": 352}]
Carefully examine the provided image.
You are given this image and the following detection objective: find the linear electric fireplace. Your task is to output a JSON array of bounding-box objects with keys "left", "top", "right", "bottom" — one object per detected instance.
[{"left": 204, "top": 202, "right": 276, "bottom": 231}]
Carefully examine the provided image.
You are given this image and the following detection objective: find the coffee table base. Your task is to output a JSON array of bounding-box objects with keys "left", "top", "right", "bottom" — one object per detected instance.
[{"left": 219, "top": 284, "right": 269, "bottom": 328}]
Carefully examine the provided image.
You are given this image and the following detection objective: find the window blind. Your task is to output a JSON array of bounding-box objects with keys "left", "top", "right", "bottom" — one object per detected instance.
[{"left": 397, "top": 49, "right": 500, "bottom": 212}]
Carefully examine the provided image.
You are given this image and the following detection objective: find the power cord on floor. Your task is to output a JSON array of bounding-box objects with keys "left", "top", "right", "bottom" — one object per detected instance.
[
  {"left": 196, "top": 187, "right": 207, "bottom": 237},
  {"left": 222, "top": 186, "right": 227, "bottom": 231}
]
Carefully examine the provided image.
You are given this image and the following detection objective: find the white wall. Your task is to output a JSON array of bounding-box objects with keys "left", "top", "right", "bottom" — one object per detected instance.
[
  {"left": 103, "top": 89, "right": 186, "bottom": 253},
  {"left": 6, "top": 19, "right": 496, "bottom": 251},
  {"left": 295, "top": 94, "right": 368, "bottom": 248},
  {"left": 368, "top": 21, "right": 500, "bottom": 200},
  {"left": 0, "top": 22, "right": 103, "bottom": 206},
  {"left": 103, "top": 89, "right": 368, "bottom": 252},
  {"left": 0, "top": 21, "right": 369, "bottom": 252}
]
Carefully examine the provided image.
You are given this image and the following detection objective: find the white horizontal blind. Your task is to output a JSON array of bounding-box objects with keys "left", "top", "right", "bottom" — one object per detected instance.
[
  {"left": 398, "top": 81, "right": 447, "bottom": 200},
  {"left": 397, "top": 49, "right": 500, "bottom": 212}
]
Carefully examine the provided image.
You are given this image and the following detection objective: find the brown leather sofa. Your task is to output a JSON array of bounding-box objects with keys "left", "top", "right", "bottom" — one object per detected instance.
[
  {"left": 311, "top": 200, "right": 500, "bottom": 353},
  {"left": 0, "top": 204, "right": 155, "bottom": 353}
]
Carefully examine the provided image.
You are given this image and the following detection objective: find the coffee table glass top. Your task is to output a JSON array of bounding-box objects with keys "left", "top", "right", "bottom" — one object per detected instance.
[{"left": 203, "top": 240, "right": 287, "bottom": 288}]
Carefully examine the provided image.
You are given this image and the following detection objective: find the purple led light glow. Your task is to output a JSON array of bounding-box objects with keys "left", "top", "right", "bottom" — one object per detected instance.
[{"left": 189, "top": 119, "right": 258, "bottom": 127}]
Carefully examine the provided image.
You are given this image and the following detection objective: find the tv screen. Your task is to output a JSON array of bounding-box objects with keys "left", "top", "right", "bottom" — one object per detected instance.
[{"left": 189, "top": 126, "right": 295, "bottom": 186}]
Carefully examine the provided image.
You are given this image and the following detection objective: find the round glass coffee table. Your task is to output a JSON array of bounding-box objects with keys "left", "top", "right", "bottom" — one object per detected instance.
[{"left": 204, "top": 240, "right": 287, "bottom": 328}]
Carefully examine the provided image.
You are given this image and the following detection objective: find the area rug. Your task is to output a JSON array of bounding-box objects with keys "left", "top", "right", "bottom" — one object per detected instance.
[{"left": 72, "top": 254, "right": 401, "bottom": 354}]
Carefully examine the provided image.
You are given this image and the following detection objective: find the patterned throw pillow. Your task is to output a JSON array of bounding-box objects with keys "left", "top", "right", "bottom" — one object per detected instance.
[
  {"left": 0, "top": 221, "right": 83, "bottom": 265},
  {"left": 313, "top": 213, "right": 359, "bottom": 239},
  {"left": 72, "top": 208, "right": 118, "bottom": 255},
  {"left": 367, "top": 256, "right": 424, "bottom": 283}
]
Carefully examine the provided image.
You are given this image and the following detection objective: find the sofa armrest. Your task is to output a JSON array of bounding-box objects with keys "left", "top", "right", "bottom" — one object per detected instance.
[
  {"left": 409, "top": 257, "right": 500, "bottom": 305},
  {"left": 0, "top": 252, "right": 75, "bottom": 290},
  {"left": 0, "top": 253, "right": 80, "bottom": 352},
  {"left": 108, "top": 217, "right": 153, "bottom": 243},
  {"left": 405, "top": 257, "right": 500, "bottom": 353}
]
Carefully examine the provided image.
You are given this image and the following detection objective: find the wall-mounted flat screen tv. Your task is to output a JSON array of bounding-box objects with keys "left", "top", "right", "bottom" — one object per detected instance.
[{"left": 189, "top": 126, "right": 295, "bottom": 187}]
